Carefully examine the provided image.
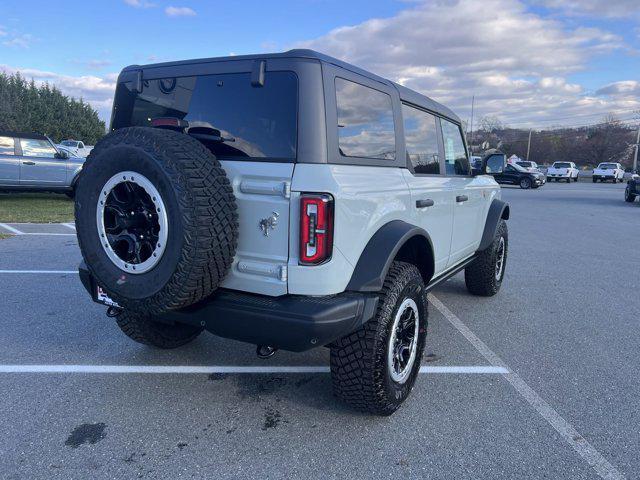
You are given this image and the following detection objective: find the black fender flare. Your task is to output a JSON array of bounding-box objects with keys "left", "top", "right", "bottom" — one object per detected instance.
[
  {"left": 478, "top": 199, "right": 510, "bottom": 252},
  {"left": 346, "top": 220, "right": 434, "bottom": 292}
]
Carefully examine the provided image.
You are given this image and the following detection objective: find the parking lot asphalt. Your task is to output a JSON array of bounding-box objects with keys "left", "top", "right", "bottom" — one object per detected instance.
[{"left": 0, "top": 181, "right": 638, "bottom": 479}]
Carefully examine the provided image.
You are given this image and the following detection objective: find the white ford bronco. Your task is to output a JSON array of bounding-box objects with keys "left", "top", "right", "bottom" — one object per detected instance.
[{"left": 75, "top": 50, "right": 510, "bottom": 415}]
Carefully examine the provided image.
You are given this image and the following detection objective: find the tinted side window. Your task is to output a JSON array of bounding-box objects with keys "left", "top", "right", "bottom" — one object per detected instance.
[
  {"left": 20, "top": 138, "right": 57, "bottom": 158},
  {"left": 0, "top": 136, "right": 15, "bottom": 156},
  {"left": 335, "top": 78, "right": 395, "bottom": 160},
  {"left": 440, "top": 119, "right": 470, "bottom": 176},
  {"left": 114, "top": 71, "right": 298, "bottom": 160},
  {"left": 486, "top": 155, "right": 505, "bottom": 173},
  {"left": 402, "top": 104, "right": 440, "bottom": 174}
]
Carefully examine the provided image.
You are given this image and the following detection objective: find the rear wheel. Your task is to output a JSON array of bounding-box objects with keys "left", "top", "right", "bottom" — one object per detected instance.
[
  {"left": 593, "top": 177, "right": 597, "bottom": 183},
  {"left": 330, "top": 261, "right": 427, "bottom": 416},
  {"left": 625, "top": 186, "right": 636, "bottom": 203},
  {"left": 566, "top": 177, "right": 571, "bottom": 183},
  {"left": 114, "top": 310, "right": 203, "bottom": 349},
  {"left": 465, "top": 220, "right": 508, "bottom": 296}
]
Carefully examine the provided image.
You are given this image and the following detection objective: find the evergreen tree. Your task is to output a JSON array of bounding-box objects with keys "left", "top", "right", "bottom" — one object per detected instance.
[{"left": 0, "top": 71, "right": 105, "bottom": 144}]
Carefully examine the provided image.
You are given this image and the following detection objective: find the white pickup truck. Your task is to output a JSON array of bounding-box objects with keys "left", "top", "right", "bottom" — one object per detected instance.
[
  {"left": 592, "top": 162, "right": 624, "bottom": 183},
  {"left": 546, "top": 162, "right": 579, "bottom": 183},
  {"left": 58, "top": 140, "right": 94, "bottom": 158}
]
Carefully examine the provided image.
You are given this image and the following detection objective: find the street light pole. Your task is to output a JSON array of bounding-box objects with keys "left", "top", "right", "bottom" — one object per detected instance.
[
  {"left": 634, "top": 124, "right": 640, "bottom": 173},
  {"left": 526, "top": 129, "right": 532, "bottom": 161}
]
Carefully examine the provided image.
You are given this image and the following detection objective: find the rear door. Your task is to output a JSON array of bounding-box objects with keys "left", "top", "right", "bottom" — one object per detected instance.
[
  {"left": 400, "top": 103, "right": 453, "bottom": 275},
  {"left": 0, "top": 136, "right": 19, "bottom": 186},
  {"left": 17, "top": 138, "right": 67, "bottom": 186},
  {"left": 440, "top": 118, "right": 485, "bottom": 267}
]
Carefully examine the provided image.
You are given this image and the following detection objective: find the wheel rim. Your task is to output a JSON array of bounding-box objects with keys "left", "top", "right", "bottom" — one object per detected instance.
[
  {"left": 96, "top": 171, "right": 168, "bottom": 274},
  {"left": 521, "top": 179, "right": 530, "bottom": 188},
  {"left": 387, "top": 298, "right": 420, "bottom": 384},
  {"left": 495, "top": 236, "right": 506, "bottom": 281}
]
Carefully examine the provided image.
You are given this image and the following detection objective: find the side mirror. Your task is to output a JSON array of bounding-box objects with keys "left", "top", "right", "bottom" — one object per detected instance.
[
  {"left": 55, "top": 150, "right": 69, "bottom": 160},
  {"left": 482, "top": 153, "right": 507, "bottom": 174}
]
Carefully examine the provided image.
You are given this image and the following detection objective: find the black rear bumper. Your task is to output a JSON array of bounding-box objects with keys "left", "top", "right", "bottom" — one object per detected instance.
[{"left": 79, "top": 263, "right": 378, "bottom": 352}]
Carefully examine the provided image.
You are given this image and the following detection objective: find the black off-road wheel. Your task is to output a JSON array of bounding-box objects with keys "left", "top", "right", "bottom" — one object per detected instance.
[
  {"left": 625, "top": 186, "right": 636, "bottom": 203},
  {"left": 115, "top": 310, "right": 203, "bottom": 349},
  {"left": 464, "top": 219, "right": 508, "bottom": 296},
  {"left": 330, "top": 262, "right": 428, "bottom": 416},
  {"left": 75, "top": 127, "right": 238, "bottom": 315}
]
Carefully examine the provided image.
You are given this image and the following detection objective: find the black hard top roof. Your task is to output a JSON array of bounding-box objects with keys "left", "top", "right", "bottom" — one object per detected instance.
[
  {"left": 123, "top": 49, "right": 460, "bottom": 124},
  {"left": 0, "top": 131, "right": 48, "bottom": 140}
]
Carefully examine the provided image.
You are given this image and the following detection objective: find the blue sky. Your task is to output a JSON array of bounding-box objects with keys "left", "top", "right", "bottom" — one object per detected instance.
[{"left": 1, "top": 0, "right": 638, "bottom": 128}]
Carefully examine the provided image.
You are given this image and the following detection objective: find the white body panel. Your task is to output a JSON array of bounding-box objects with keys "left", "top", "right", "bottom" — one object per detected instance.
[{"left": 218, "top": 160, "right": 293, "bottom": 296}]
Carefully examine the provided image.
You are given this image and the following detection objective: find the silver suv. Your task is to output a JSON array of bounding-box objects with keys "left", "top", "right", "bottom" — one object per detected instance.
[
  {"left": 75, "top": 50, "right": 510, "bottom": 415},
  {"left": 0, "top": 132, "right": 83, "bottom": 197}
]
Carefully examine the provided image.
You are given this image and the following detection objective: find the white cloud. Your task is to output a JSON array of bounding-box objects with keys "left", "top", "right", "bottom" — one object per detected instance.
[
  {"left": 297, "top": 0, "right": 638, "bottom": 127},
  {"left": 124, "top": 0, "right": 156, "bottom": 7},
  {"left": 0, "top": 64, "right": 117, "bottom": 121},
  {"left": 596, "top": 80, "right": 640, "bottom": 96},
  {"left": 534, "top": 0, "right": 640, "bottom": 18},
  {"left": 3, "top": 33, "right": 33, "bottom": 49},
  {"left": 0, "top": 26, "right": 7, "bottom": 37},
  {"left": 165, "top": 6, "right": 196, "bottom": 17}
]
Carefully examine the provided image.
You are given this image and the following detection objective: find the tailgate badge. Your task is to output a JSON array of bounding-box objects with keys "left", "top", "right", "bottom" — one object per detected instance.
[{"left": 259, "top": 211, "right": 279, "bottom": 236}]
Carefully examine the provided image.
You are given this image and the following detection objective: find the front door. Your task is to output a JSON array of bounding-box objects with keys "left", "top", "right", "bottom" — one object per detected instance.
[{"left": 17, "top": 137, "right": 67, "bottom": 186}]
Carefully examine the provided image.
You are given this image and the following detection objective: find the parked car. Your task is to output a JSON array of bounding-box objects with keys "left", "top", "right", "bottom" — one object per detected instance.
[
  {"left": 593, "top": 162, "right": 624, "bottom": 183},
  {"left": 74, "top": 49, "right": 510, "bottom": 415},
  {"left": 487, "top": 160, "right": 545, "bottom": 189},
  {"left": 625, "top": 173, "right": 640, "bottom": 203},
  {"left": 58, "top": 139, "right": 93, "bottom": 158},
  {"left": 546, "top": 161, "right": 579, "bottom": 182},
  {"left": 516, "top": 160, "right": 540, "bottom": 172},
  {"left": 0, "top": 131, "right": 84, "bottom": 197},
  {"left": 470, "top": 155, "right": 483, "bottom": 175}
]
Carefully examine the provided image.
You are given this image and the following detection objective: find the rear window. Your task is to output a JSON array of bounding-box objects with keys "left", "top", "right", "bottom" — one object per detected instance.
[
  {"left": 112, "top": 71, "right": 298, "bottom": 161},
  {"left": 599, "top": 163, "right": 616, "bottom": 169},
  {"left": 554, "top": 162, "right": 571, "bottom": 168}
]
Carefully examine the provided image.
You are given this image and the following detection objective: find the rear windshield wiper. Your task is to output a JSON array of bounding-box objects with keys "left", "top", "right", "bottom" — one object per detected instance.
[{"left": 151, "top": 117, "right": 235, "bottom": 143}]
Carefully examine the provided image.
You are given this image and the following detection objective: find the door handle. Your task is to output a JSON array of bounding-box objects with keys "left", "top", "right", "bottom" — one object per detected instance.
[
  {"left": 416, "top": 199, "right": 434, "bottom": 208},
  {"left": 22, "top": 161, "right": 36, "bottom": 166},
  {"left": 456, "top": 195, "right": 469, "bottom": 203}
]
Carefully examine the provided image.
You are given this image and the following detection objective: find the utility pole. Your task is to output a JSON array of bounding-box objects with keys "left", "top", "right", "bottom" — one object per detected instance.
[
  {"left": 469, "top": 95, "right": 475, "bottom": 147},
  {"left": 526, "top": 129, "right": 532, "bottom": 161},
  {"left": 634, "top": 124, "right": 640, "bottom": 173}
]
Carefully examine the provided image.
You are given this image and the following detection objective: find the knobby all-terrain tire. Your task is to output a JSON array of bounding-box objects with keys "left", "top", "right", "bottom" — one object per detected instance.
[
  {"left": 75, "top": 127, "right": 238, "bottom": 315},
  {"left": 464, "top": 219, "right": 508, "bottom": 296},
  {"left": 115, "top": 310, "right": 203, "bottom": 349},
  {"left": 330, "top": 261, "right": 428, "bottom": 416}
]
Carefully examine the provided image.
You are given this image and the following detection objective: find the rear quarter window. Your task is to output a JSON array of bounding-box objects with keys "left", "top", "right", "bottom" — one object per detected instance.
[
  {"left": 0, "top": 136, "right": 15, "bottom": 155},
  {"left": 112, "top": 71, "right": 298, "bottom": 161}
]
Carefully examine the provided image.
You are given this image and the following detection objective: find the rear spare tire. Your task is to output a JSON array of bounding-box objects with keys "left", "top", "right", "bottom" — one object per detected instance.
[{"left": 75, "top": 127, "right": 238, "bottom": 314}]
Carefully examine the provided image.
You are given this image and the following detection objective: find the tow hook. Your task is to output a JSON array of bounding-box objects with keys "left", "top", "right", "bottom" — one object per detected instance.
[{"left": 256, "top": 345, "right": 278, "bottom": 359}]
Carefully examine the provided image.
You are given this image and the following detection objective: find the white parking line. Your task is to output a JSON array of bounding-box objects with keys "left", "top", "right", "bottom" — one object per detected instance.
[
  {"left": 0, "top": 270, "right": 77, "bottom": 274},
  {"left": 0, "top": 223, "right": 23, "bottom": 235},
  {"left": 428, "top": 294, "right": 624, "bottom": 480},
  {"left": 62, "top": 223, "right": 76, "bottom": 230},
  {"left": 0, "top": 365, "right": 507, "bottom": 374}
]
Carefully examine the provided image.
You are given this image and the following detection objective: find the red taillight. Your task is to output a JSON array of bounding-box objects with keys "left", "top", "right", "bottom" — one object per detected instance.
[
  {"left": 150, "top": 117, "right": 188, "bottom": 129},
  {"left": 299, "top": 194, "right": 334, "bottom": 265}
]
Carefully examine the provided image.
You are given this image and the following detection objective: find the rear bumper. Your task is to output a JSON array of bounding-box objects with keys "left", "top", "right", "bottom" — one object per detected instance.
[{"left": 79, "top": 263, "right": 378, "bottom": 352}]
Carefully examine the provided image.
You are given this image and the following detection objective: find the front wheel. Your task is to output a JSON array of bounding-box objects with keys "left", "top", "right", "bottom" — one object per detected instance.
[
  {"left": 465, "top": 219, "right": 508, "bottom": 296},
  {"left": 330, "top": 261, "right": 427, "bottom": 416},
  {"left": 592, "top": 178, "right": 597, "bottom": 183},
  {"left": 519, "top": 177, "right": 532, "bottom": 189}
]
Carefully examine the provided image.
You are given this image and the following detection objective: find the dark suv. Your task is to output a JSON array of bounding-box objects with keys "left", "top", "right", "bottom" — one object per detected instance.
[
  {"left": 487, "top": 161, "right": 545, "bottom": 189},
  {"left": 625, "top": 174, "right": 640, "bottom": 203}
]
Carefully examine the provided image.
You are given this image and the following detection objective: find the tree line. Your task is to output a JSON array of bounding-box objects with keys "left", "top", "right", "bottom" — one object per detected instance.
[
  {"left": 0, "top": 72, "right": 105, "bottom": 145},
  {"left": 469, "top": 115, "right": 638, "bottom": 169}
]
